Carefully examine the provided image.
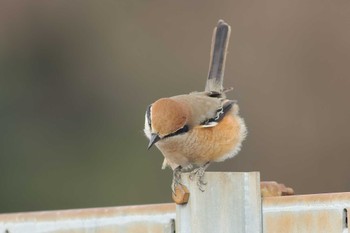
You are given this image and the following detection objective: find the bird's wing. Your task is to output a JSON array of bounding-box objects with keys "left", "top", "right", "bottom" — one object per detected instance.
[
  {"left": 173, "top": 93, "right": 236, "bottom": 128},
  {"left": 199, "top": 100, "right": 236, "bottom": 128}
]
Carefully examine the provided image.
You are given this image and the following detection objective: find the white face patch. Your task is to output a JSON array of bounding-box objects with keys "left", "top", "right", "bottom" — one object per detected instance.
[{"left": 144, "top": 111, "right": 152, "bottom": 139}]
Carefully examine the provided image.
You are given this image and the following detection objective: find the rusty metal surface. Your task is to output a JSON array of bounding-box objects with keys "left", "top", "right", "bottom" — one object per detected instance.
[
  {"left": 263, "top": 192, "right": 350, "bottom": 233},
  {"left": 0, "top": 203, "right": 175, "bottom": 233},
  {"left": 260, "top": 181, "right": 295, "bottom": 197}
]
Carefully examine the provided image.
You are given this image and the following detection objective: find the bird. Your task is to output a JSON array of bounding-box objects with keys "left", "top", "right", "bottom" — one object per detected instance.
[{"left": 144, "top": 20, "right": 247, "bottom": 192}]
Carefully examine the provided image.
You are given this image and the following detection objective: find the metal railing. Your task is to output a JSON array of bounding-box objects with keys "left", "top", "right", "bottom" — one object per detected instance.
[{"left": 0, "top": 172, "right": 349, "bottom": 233}]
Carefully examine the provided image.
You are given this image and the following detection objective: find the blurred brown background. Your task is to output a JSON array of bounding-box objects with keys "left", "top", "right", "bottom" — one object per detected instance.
[{"left": 1, "top": 0, "right": 350, "bottom": 213}]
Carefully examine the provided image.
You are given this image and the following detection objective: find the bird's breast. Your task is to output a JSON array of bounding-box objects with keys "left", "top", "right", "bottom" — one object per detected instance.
[{"left": 156, "top": 111, "right": 246, "bottom": 167}]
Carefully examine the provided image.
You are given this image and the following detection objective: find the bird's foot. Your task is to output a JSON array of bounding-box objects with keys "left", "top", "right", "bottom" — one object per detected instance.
[
  {"left": 196, "top": 166, "right": 208, "bottom": 192},
  {"left": 190, "top": 162, "right": 210, "bottom": 192},
  {"left": 171, "top": 166, "right": 182, "bottom": 194},
  {"left": 197, "top": 179, "right": 207, "bottom": 192},
  {"left": 189, "top": 168, "right": 199, "bottom": 180}
]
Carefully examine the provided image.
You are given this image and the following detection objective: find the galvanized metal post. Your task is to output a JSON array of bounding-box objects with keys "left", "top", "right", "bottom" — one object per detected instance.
[{"left": 176, "top": 172, "right": 262, "bottom": 233}]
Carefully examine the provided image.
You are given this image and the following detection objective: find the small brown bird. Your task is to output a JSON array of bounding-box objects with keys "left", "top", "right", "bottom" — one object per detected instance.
[{"left": 144, "top": 20, "right": 247, "bottom": 191}]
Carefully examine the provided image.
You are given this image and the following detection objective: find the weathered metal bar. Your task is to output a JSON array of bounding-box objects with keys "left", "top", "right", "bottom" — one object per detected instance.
[
  {"left": 176, "top": 172, "right": 262, "bottom": 233},
  {"left": 0, "top": 203, "right": 175, "bottom": 233},
  {"left": 263, "top": 192, "right": 350, "bottom": 233},
  {"left": 1, "top": 178, "right": 350, "bottom": 232}
]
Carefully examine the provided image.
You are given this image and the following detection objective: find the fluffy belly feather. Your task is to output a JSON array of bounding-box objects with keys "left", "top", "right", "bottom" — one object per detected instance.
[{"left": 156, "top": 113, "right": 246, "bottom": 169}]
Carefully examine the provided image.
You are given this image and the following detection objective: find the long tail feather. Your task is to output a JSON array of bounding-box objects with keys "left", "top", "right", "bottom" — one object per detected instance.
[{"left": 205, "top": 20, "right": 231, "bottom": 92}]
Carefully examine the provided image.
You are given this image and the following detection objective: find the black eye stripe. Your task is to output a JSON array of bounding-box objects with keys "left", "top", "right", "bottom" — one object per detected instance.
[{"left": 164, "top": 125, "right": 189, "bottom": 139}]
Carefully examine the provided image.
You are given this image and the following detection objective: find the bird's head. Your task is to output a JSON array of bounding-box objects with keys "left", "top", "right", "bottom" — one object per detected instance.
[{"left": 144, "top": 98, "right": 190, "bottom": 149}]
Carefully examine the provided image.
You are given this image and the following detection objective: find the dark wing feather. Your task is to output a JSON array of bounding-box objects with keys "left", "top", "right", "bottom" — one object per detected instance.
[{"left": 200, "top": 100, "right": 236, "bottom": 126}]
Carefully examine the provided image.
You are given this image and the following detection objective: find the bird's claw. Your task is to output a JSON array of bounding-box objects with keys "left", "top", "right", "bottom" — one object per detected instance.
[
  {"left": 189, "top": 168, "right": 199, "bottom": 180},
  {"left": 172, "top": 166, "right": 182, "bottom": 195},
  {"left": 190, "top": 162, "right": 210, "bottom": 191},
  {"left": 171, "top": 179, "right": 181, "bottom": 195},
  {"left": 197, "top": 178, "right": 207, "bottom": 192}
]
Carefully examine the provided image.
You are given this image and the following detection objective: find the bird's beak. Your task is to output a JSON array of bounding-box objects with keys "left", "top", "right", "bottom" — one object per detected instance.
[{"left": 148, "top": 133, "right": 161, "bottom": 149}]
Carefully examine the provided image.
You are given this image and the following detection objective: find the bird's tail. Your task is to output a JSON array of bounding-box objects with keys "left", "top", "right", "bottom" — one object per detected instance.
[{"left": 205, "top": 20, "right": 231, "bottom": 93}]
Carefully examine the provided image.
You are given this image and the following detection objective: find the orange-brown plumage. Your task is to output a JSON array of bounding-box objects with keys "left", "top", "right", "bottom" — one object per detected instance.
[
  {"left": 152, "top": 102, "right": 246, "bottom": 170},
  {"left": 192, "top": 111, "right": 242, "bottom": 162},
  {"left": 151, "top": 98, "right": 189, "bottom": 137},
  {"left": 144, "top": 20, "right": 246, "bottom": 191}
]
